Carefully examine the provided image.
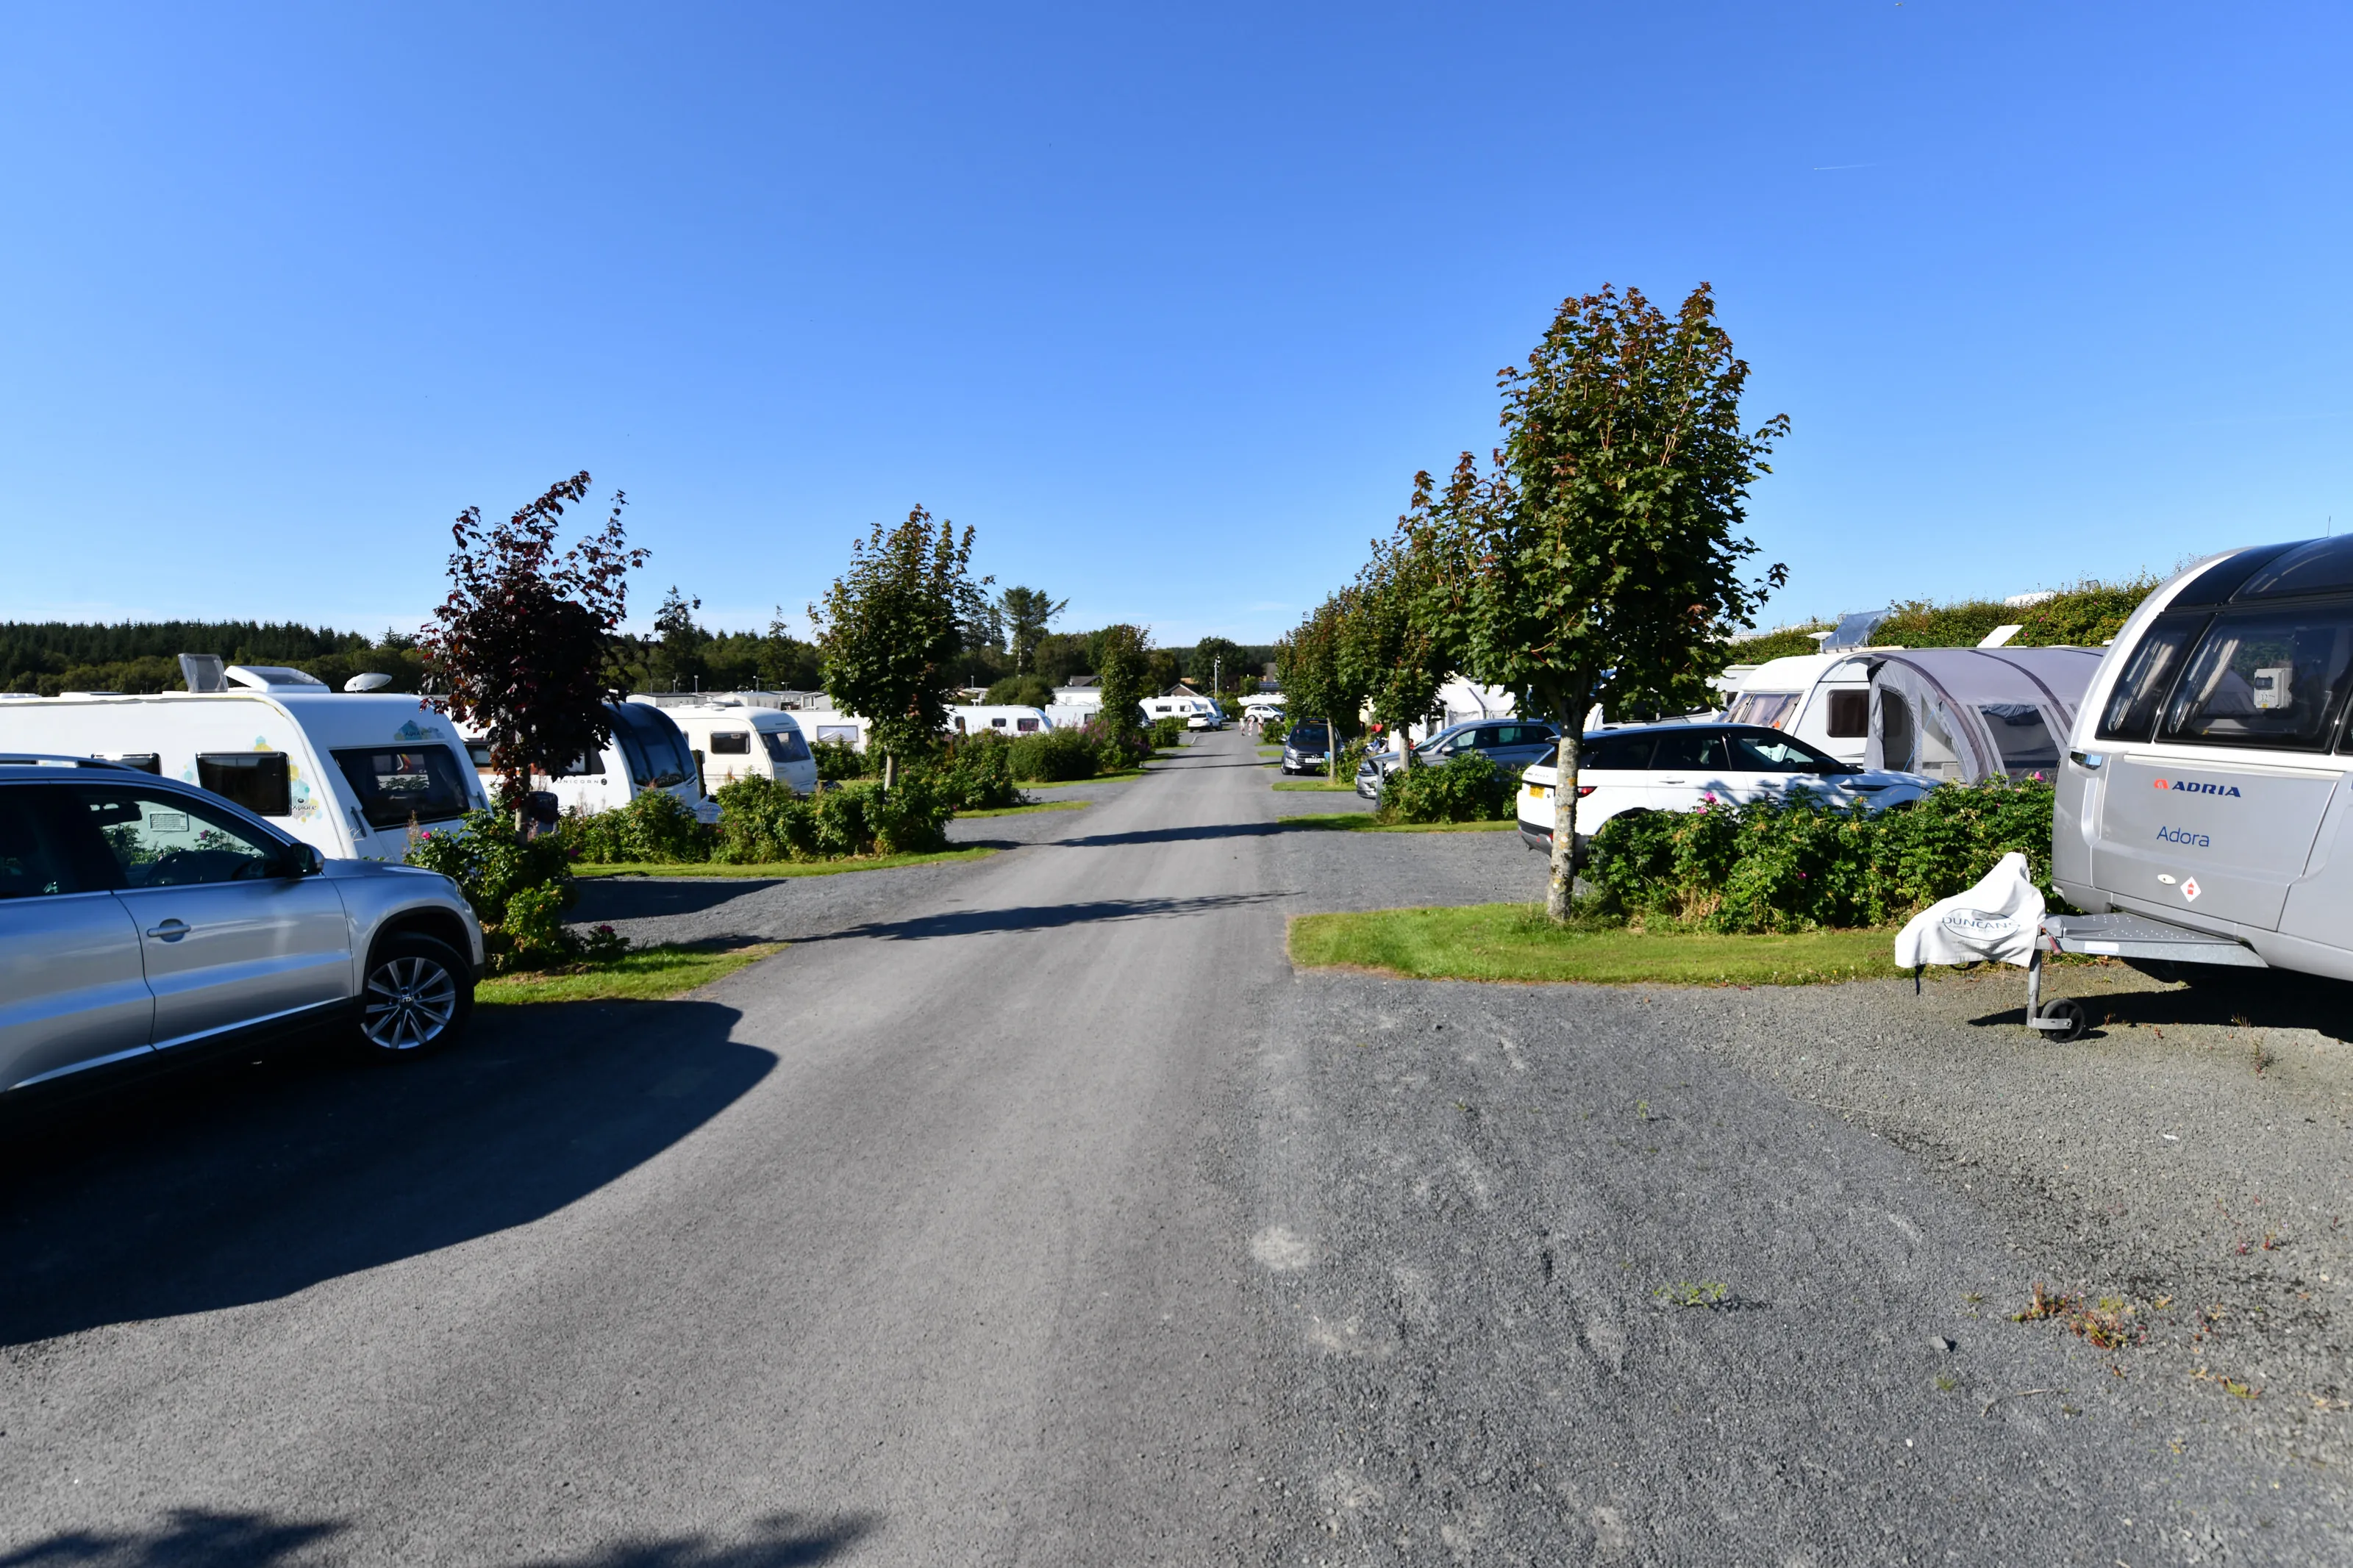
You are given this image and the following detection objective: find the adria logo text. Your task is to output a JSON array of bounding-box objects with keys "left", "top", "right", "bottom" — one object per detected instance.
[{"left": 2151, "top": 778, "right": 2242, "bottom": 797}]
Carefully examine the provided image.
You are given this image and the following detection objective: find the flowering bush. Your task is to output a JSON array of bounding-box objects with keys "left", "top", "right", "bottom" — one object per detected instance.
[{"left": 1584, "top": 778, "right": 2055, "bottom": 932}]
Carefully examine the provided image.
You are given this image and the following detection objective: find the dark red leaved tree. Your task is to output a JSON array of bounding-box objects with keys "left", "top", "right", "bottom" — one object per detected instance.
[{"left": 421, "top": 473, "right": 648, "bottom": 807}]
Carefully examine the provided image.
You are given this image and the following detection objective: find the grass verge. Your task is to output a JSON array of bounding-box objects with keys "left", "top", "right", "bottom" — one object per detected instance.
[
  {"left": 1288, "top": 903, "right": 1903, "bottom": 987},
  {"left": 1280, "top": 814, "right": 1515, "bottom": 834},
  {"left": 478, "top": 943, "right": 784, "bottom": 1006},
  {"left": 960, "top": 799, "right": 1090, "bottom": 818},
  {"left": 1273, "top": 779, "right": 1359, "bottom": 792},
  {"left": 576, "top": 847, "right": 996, "bottom": 879}
]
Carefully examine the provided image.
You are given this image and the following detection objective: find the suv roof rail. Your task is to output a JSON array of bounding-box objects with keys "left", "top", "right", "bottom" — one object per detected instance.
[{"left": 0, "top": 753, "right": 146, "bottom": 770}]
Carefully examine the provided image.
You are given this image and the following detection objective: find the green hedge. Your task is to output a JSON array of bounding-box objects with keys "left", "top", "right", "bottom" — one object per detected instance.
[
  {"left": 1727, "top": 576, "right": 2156, "bottom": 666},
  {"left": 710, "top": 774, "right": 952, "bottom": 862},
  {"left": 1585, "top": 778, "right": 2054, "bottom": 932},
  {"left": 1379, "top": 752, "right": 1516, "bottom": 823}
]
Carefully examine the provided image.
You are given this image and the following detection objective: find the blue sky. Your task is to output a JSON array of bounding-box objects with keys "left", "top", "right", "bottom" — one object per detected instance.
[{"left": 3, "top": 1, "right": 2347, "bottom": 645}]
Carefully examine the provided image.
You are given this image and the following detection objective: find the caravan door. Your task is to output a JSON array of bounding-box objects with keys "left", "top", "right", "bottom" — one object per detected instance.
[{"left": 2092, "top": 604, "right": 2353, "bottom": 929}]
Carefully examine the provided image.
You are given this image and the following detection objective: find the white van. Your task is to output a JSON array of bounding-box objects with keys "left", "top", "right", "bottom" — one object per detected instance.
[
  {"left": 2052, "top": 535, "right": 2353, "bottom": 983},
  {"left": 0, "top": 667, "right": 488, "bottom": 860},
  {"left": 1718, "top": 652, "right": 1877, "bottom": 764},
  {"left": 459, "top": 700, "right": 718, "bottom": 826},
  {"left": 950, "top": 704, "right": 1051, "bottom": 738},
  {"left": 649, "top": 698, "right": 818, "bottom": 795}
]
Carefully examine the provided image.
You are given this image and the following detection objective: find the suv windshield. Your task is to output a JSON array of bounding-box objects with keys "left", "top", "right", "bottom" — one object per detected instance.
[{"left": 1287, "top": 723, "right": 1329, "bottom": 747}]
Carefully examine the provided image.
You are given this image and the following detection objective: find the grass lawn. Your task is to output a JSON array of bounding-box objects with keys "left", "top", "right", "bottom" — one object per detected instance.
[
  {"left": 478, "top": 943, "right": 784, "bottom": 1006},
  {"left": 960, "top": 799, "right": 1090, "bottom": 818},
  {"left": 1272, "top": 778, "right": 1359, "bottom": 792},
  {"left": 576, "top": 847, "right": 996, "bottom": 879},
  {"left": 1279, "top": 814, "right": 1516, "bottom": 834},
  {"left": 1024, "top": 769, "right": 1149, "bottom": 788},
  {"left": 1288, "top": 903, "right": 1903, "bottom": 987}
]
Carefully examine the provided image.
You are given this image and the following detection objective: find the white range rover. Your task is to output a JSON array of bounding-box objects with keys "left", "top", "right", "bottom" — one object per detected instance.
[{"left": 1516, "top": 722, "right": 1937, "bottom": 859}]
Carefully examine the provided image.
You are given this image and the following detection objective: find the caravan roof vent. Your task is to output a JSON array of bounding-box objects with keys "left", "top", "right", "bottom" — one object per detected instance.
[
  {"left": 179, "top": 654, "right": 227, "bottom": 692},
  {"left": 343, "top": 673, "right": 396, "bottom": 692},
  {"left": 224, "top": 665, "right": 329, "bottom": 690}
]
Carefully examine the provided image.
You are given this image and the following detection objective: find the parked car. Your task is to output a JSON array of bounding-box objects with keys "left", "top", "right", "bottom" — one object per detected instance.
[
  {"left": 1354, "top": 719, "right": 1561, "bottom": 800},
  {"left": 1, "top": 755, "right": 486, "bottom": 1106},
  {"left": 1279, "top": 720, "right": 1333, "bottom": 775},
  {"left": 1515, "top": 723, "right": 1935, "bottom": 859}
]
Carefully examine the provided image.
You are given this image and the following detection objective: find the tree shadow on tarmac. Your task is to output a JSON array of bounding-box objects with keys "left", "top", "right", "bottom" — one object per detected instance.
[
  {"left": 0, "top": 1507, "right": 875, "bottom": 1567},
  {"left": 804, "top": 891, "right": 1288, "bottom": 945},
  {"left": 1968, "top": 964, "right": 2353, "bottom": 1044},
  {"left": 1049, "top": 823, "right": 1279, "bottom": 849},
  {"left": 0, "top": 1002, "right": 769, "bottom": 1347}
]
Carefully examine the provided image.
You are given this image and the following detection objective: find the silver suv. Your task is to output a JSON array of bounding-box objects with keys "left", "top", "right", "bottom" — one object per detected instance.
[
  {"left": 0, "top": 756, "right": 485, "bottom": 1102},
  {"left": 1355, "top": 719, "right": 1561, "bottom": 799}
]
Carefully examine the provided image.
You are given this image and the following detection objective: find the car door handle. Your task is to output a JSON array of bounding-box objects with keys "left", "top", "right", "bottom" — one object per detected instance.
[{"left": 146, "top": 919, "right": 190, "bottom": 942}]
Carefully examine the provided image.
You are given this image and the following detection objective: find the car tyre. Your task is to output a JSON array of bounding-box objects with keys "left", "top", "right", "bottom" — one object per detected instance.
[{"left": 354, "top": 931, "right": 474, "bottom": 1059}]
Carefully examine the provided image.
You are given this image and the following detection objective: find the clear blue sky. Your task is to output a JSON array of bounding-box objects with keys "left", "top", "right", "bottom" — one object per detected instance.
[{"left": 3, "top": 1, "right": 2347, "bottom": 645}]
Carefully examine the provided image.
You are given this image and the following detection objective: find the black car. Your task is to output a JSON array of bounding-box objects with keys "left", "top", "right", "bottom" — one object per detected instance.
[{"left": 1279, "top": 721, "right": 1332, "bottom": 775}]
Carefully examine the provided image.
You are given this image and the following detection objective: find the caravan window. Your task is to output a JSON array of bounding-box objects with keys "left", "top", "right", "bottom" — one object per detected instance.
[
  {"left": 1727, "top": 692, "right": 1798, "bottom": 728},
  {"left": 1979, "top": 704, "right": 2060, "bottom": 777},
  {"left": 1824, "top": 690, "right": 1868, "bottom": 739},
  {"left": 1017, "top": 717, "right": 1040, "bottom": 733},
  {"left": 708, "top": 731, "right": 751, "bottom": 755},
  {"left": 333, "top": 747, "right": 474, "bottom": 829},
  {"left": 196, "top": 753, "right": 292, "bottom": 817},
  {"left": 2160, "top": 605, "right": 2353, "bottom": 751},
  {"left": 760, "top": 727, "right": 812, "bottom": 764},
  {"left": 2097, "top": 616, "right": 2204, "bottom": 741}
]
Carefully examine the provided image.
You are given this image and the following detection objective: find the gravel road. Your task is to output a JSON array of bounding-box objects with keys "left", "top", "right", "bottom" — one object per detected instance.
[{"left": 1, "top": 728, "right": 2343, "bottom": 1565}]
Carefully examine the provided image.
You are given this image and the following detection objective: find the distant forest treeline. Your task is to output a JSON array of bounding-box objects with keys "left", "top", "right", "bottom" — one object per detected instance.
[{"left": 1, "top": 617, "right": 1279, "bottom": 700}]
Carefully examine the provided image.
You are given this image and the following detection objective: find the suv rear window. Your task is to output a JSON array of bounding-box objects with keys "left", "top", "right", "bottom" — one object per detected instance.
[{"left": 334, "top": 746, "right": 474, "bottom": 829}]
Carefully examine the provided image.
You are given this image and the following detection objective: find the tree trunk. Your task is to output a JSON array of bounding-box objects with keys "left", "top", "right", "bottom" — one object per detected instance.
[{"left": 1546, "top": 703, "right": 1584, "bottom": 923}]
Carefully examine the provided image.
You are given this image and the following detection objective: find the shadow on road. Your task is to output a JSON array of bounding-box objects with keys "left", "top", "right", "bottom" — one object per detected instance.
[
  {"left": 0, "top": 1002, "right": 769, "bottom": 1347},
  {"left": 1968, "top": 965, "right": 2353, "bottom": 1043},
  {"left": 574, "top": 879, "right": 794, "bottom": 920},
  {"left": 1051, "top": 823, "right": 1280, "bottom": 848},
  {"left": 807, "top": 891, "right": 1288, "bottom": 944},
  {"left": 0, "top": 1507, "right": 876, "bottom": 1567}
]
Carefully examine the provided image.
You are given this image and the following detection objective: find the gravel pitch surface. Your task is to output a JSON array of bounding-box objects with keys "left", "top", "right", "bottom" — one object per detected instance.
[{"left": 3, "top": 727, "right": 2344, "bottom": 1566}]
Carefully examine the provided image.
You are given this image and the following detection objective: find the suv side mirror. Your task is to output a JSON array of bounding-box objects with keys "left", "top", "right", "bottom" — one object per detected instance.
[{"left": 277, "top": 843, "right": 324, "bottom": 878}]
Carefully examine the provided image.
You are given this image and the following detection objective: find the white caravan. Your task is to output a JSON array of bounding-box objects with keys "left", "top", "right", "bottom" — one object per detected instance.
[
  {"left": 2051, "top": 534, "right": 2353, "bottom": 984},
  {"left": 0, "top": 668, "right": 488, "bottom": 860},
  {"left": 459, "top": 699, "right": 717, "bottom": 825},
  {"left": 644, "top": 698, "right": 818, "bottom": 796},
  {"left": 1144, "top": 691, "right": 1224, "bottom": 730},
  {"left": 1718, "top": 651, "right": 1878, "bottom": 764},
  {"left": 950, "top": 704, "right": 1052, "bottom": 738}
]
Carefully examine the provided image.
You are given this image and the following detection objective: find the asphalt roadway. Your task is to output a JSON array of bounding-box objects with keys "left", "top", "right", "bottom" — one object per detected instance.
[{"left": 1, "top": 730, "right": 2340, "bottom": 1567}]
